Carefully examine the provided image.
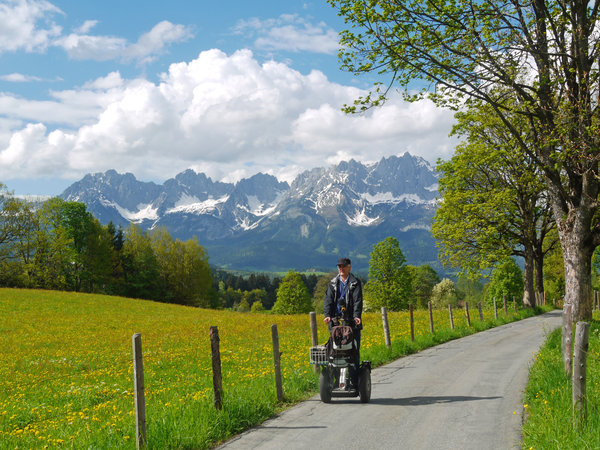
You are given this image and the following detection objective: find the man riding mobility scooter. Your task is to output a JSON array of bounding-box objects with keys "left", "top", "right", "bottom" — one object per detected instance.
[{"left": 310, "top": 315, "right": 371, "bottom": 403}]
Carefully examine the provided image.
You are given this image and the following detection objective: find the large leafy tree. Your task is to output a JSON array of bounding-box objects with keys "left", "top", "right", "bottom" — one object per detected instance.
[
  {"left": 407, "top": 265, "right": 440, "bottom": 309},
  {"left": 330, "top": 0, "right": 600, "bottom": 320},
  {"left": 312, "top": 271, "right": 337, "bottom": 313},
  {"left": 430, "top": 278, "right": 459, "bottom": 308},
  {"left": 272, "top": 271, "right": 313, "bottom": 314},
  {"left": 150, "top": 227, "right": 213, "bottom": 306},
  {"left": 0, "top": 194, "right": 39, "bottom": 286},
  {"left": 121, "top": 224, "right": 164, "bottom": 300},
  {"left": 364, "top": 236, "right": 412, "bottom": 310},
  {"left": 433, "top": 100, "right": 556, "bottom": 307},
  {"left": 0, "top": 184, "right": 28, "bottom": 269},
  {"left": 485, "top": 258, "right": 525, "bottom": 306}
]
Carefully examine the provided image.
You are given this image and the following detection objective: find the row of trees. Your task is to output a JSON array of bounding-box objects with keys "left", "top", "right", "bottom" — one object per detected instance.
[
  {"left": 0, "top": 183, "right": 563, "bottom": 314},
  {"left": 359, "top": 236, "right": 537, "bottom": 312},
  {"left": 211, "top": 270, "right": 319, "bottom": 311},
  {"left": 269, "top": 236, "right": 542, "bottom": 315},
  {"left": 0, "top": 185, "right": 213, "bottom": 306},
  {"left": 330, "top": 0, "right": 600, "bottom": 321}
]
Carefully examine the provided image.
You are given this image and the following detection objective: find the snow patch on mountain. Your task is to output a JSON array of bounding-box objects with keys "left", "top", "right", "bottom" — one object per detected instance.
[
  {"left": 238, "top": 217, "right": 261, "bottom": 231},
  {"left": 245, "top": 191, "right": 285, "bottom": 216},
  {"left": 361, "top": 191, "right": 428, "bottom": 205},
  {"left": 166, "top": 195, "right": 229, "bottom": 215},
  {"left": 346, "top": 209, "right": 379, "bottom": 227},
  {"left": 112, "top": 202, "right": 159, "bottom": 222},
  {"left": 399, "top": 223, "right": 431, "bottom": 232}
]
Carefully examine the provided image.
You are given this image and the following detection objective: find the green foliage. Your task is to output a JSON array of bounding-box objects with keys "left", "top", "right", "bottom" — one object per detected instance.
[
  {"left": 272, "top": 271, "right": 312, "bottom": 314},
  {"left": 212, "top": 271, "right": 281, "bottom": 310},
  {"left": 484, "top": 259, "right": 524, "bottom": 306},
  {"left": 0, "top": 193, "right": 215, "bottom": 307},
  {"left": 364, "top": 236, "right": 412, "bottom": 311},
  {"left": 455, "top": 274, "right": 484, "bottom": 307},
  {"left": 121, "top": 224, "right": 164, "bottom": 300},
  {"left": 430, "top": 278, "right": 459, "bottom": 308},
  {"left": 431, "top": 100, "right": 554, "bottom": 295},
  {"left": 150, "top": 227, "right": 213, "bottom": 307},
  {"left": 544, "top": 245, "right": 565, "bottom": 304},
  {"left": 237, "top": 297, "right": 251, "bottom": 312},
  {"left": 250, "top": 300, "right": 264, "bottom": 313},
  {"left": 408, "top": 265, "right": 440, "bottom": 308},
  {"left": 312, "top": 271, "right": 337, "bottom": 313},
  {"left": 330, "top": 0, "right": 599, "bottom": 320}
]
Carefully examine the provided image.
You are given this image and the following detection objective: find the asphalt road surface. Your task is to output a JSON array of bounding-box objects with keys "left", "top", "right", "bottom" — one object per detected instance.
[{"left": 217, "top": 310, "right": 561, "bottom": 450}]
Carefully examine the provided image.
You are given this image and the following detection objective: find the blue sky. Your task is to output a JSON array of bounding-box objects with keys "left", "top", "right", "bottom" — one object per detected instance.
[{"left": 0, "top": 0, "right": 456, "bottom": 196}]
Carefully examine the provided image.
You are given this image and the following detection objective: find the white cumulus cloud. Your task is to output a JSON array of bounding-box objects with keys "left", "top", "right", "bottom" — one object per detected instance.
[
  {"left": 0, "top": 0, "right": 62, "bottom": 54},
  {"left": 0, "top": 73, "right": 42, "bottom": 82},
  {"left": 0, "top": 49, "right": 456, "bottom": 183},
  {"left": 234, "top": 14, "right": 339, "bottom": 54},
  {"left": 0, "top": 0, "right": 192, "bottom": 63},
  {"left": 54, "top": 20, "right": 193, "bottom": 63}
]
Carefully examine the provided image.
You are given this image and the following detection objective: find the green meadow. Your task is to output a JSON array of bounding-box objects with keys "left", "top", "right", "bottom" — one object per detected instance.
[{"left": 1, "top": 288, "right": 543, "bottom": 449}]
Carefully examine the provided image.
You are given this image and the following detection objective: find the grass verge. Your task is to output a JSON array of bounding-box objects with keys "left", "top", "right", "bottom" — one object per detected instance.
[{"left": 522, "top": 316, "right": 600, "bottom": 449}]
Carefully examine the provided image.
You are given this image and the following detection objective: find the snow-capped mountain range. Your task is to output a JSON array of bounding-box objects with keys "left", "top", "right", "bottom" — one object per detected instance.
[{"left": 61, "top": 153, "right": 440, "bottom": 272}]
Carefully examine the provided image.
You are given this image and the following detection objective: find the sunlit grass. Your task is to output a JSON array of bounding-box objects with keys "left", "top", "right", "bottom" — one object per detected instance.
[
  {"left": 0, "top": 288, "right": 544, "bottom": 449},
  {"left": 522, "top": 313, "right": 600, "bottom": 449}
]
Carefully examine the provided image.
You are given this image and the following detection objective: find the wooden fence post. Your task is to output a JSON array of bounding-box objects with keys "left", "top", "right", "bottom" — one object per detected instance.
[
  {"left": 132, "top": 333, "right": 146, "bottom": 450},
  {"left": 272, "top": 324, "right": 284, "bottom": 402},
  {"left": 309, "top": 312, "right": 319, "bottom": 373},
  {"left": 409, "top": 304, "right": 415, "bottom": 342},
  {"left": 448, "top": 304, "right": 454, "bottom": 330},
  {"left": 465, "top": 303, "right": 471, "bottom": 327},
  {"left": 493, "top": 297, "right": 498, "bottom": 320},
  {"left": 210, "top": 326, "right": 223, "bottom": 410},
  {"left": 382, "top": 307, "right": 392, "bottom": 348},
  {"left": 428, "top": 301, "right": 434, "bottom": 335},
  {"left": 514, "top": 296, "right": 517, "bottom": 312},
  {"left": 573, "top": 321, "right": 590, "bottom": 428},
  {"left": 477, "top": 302, "right": 483, "bottom": 321},
  {"left": 503, "top": 295, "right": 507, "bottom": 315},
  {"left": 563, "top": 305, "right": 573, "bottom": 377}
]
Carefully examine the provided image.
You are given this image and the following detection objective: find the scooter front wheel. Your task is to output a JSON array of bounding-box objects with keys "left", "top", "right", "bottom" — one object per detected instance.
[{"left": 358, "top": 366, "right": 371, "bottom": 403}]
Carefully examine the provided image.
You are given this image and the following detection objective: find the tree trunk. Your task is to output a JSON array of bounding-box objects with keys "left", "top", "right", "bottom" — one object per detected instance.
[
  {"left": 552, "top": 194, "right": 596, "bottom": 321},
  {"left": 534, "top": 254, "right": 545, "bottom": 302},
  {"left": 562, "top": 240, "right": 593, "bottom": 321},
  {"left": 522, "top": 245, "right": 536, "bottom": 308}
]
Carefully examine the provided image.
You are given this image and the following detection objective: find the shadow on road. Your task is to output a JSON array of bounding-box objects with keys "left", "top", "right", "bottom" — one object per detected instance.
[
  {"left": 369, "top": 395, "right": 502, "bottom": 406},
  {"left": 254, "top": 425, "right": 328, "bottom": 430}
]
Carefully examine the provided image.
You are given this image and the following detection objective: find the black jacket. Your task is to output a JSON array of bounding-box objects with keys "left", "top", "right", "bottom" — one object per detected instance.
[{"left": 323, "top": 273, "right": 363, "bottom": 329}]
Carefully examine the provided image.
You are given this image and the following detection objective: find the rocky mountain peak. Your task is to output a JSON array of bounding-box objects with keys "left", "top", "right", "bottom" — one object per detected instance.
[{"left": 60, "top": 152, "right": 440, "bottom": 271}]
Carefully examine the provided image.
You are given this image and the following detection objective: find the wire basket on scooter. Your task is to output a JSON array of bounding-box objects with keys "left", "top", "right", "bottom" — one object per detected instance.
[{"left": 309, "top": 345, "right": 327, "bottom": 365}]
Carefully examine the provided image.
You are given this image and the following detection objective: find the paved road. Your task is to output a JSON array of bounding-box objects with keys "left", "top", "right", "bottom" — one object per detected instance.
[{"left": 217, "top": 310, "right": 561, "bottom": 450}]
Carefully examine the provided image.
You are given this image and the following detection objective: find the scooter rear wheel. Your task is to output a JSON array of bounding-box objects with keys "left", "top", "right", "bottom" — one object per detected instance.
[{"left": 319, "top": 367, "right": 332, "bottom": 403}]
